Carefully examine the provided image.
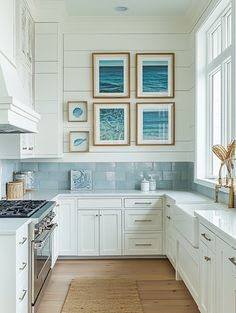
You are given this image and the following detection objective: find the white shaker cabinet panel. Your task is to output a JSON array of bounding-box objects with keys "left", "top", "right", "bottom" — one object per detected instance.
[
  {"left": 176, "top": 233, "right": 199, "bottom": 305},
  {"left": 100, "top": 210, "right": 121, "bottom": 256},
  {"left": 199, "top": 241, "right": 215, "bottom": 313},
  {"left": 58, "top": 198, "right": 77, "bottom": 256},
  {"left": 216, "top": 238, "right": 236, "bottom": 313},
  {"left": 125, "top": 209, "right": 162, "bottom": 231},
  {"left": 77, "top": 210, "right": 99, "bottom": 256}
]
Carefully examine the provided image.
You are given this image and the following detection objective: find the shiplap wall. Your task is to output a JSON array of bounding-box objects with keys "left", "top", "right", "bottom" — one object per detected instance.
[{"left": 62, "top": 27, "right": 194, "bottom": 162}]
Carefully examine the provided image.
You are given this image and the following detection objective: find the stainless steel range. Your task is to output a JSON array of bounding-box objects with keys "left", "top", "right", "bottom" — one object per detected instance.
[{"left": 0, "top": 200, "right": 57, "bottom": 313}]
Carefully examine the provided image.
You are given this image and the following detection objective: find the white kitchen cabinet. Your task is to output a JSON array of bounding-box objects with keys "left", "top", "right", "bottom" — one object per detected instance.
[
  {"left": 176, "top": 231, "right": 199, "bottom": 304},
  {"left": 77, "top": 209, "right": 121, "bottom": 256},
  {"left": 0, "top": 134, "right": 34, "bottom": 159},
  {"left": 0, "top": 221, "right": 29, "bottom": 313},
  {"left": 164, "top": 202, "right": 177, "bottom": 268},
  {"left": 52, "top": 203, "right": 59, "bottom": 267},
  {"left": 199, "top": 240, "right": 215, "bottom": 313},
  {"left": 100, "top": 210, "right": 122, "bottom": 255},
  {"left": 78, "top": 210, "right": 99, "bottom": 256},
  {"left": 216, "top": 237, "right": 236, "bottom": 313},
  {"left": 58, "top": 198, "right": 77, "bottom": 256}
]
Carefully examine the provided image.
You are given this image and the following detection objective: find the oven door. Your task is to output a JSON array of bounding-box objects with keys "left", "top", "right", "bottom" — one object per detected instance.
[{"left": 31, "top": 224, "right": 57, "bottom": 308}]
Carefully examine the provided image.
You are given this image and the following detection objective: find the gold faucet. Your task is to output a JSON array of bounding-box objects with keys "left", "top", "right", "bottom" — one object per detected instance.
[{"left": 213, "top": 140, "right": 236, "bottom": 208}]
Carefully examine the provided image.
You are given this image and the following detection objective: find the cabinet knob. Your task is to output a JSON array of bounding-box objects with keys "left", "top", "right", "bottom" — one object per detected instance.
[
  {"left": 166, "top": 216, "right": 171, "bottom": 220},
  {"left": 204, "top": 256, "right": 211, "bottom": 262}
]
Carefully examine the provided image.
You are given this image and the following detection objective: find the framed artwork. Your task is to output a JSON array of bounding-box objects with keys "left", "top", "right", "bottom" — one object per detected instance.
[
  {"left": 136, "top": 53, "right": 175, "bottom": 98},
  {"left": 69, "top": 131, "right": 89, "bottom": 152},
  {"left": 68, "top": 101, "right": 88, "bottom": 122},
  {"left": 94, "top": 102, "right": 130, "bottom": 146},
  {"left": 136, "top": 102, "right": 175, "bottom": 145},
  {"left": 70, "top": 169, "right": 92, "bottom": 191},
  {"left": 92, "top": 52, "right": 130, "bottom": 98}
]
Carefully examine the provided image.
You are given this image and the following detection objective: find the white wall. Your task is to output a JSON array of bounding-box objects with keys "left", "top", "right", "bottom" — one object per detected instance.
[{"left": 59, "top": 19, "right": 194, "bottom": 162}]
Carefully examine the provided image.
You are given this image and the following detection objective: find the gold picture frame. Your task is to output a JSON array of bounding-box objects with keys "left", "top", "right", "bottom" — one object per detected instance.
[
  {"left": 67, "top": 101, "right": 88, "bottom": 122},
  {"left": 136, "top": 53, "right": 175, "bottom": 98},
  {"left": 69, "top": 131, "right": 90, "bottom": 152},
  {"left": 136, "top": 102, "right": 175, "bottom": 145},
  {"left": 93, "top": 102, "right": 130, "bottom": 146},
  {"left": 92, "top": 52, "right": 130, "bottom": 98}
]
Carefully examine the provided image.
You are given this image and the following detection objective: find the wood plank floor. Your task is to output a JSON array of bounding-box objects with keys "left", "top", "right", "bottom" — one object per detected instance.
[{"left": 37, "top": 259, "right": 200, "bottom": 313}]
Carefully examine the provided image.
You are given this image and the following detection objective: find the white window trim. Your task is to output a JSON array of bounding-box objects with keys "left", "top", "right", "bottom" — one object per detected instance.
[{"left": 195, "top": 0, "right": 235, "bottom": 188}]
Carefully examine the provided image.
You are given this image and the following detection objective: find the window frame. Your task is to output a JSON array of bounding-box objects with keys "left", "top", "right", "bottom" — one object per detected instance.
[{"left": 195, "top": 0, "right": 234, "bottom": 188}]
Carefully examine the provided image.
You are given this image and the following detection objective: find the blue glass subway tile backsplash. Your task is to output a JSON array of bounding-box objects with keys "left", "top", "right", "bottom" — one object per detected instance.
[{"left": 19, "top": 162, "right": 194, "bottom": 191}]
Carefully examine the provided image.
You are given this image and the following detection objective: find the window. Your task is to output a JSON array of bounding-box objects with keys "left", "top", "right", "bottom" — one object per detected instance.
[{"left": 196, "top": 0, "right": 233, "bottom": 185}]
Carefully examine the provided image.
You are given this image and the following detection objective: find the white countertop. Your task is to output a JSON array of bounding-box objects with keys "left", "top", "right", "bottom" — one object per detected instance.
[
  {"left": 195, "top": 209, "right": 236, "bottom": 247},
  {"left": 0, "top": 218, "right": 30, "bottom": 235},
  {"left": 0, "top": 189, "right": 215, "bottom": 235},
  {"left": 23, "top": 189, "right": 212, "bottom": 203}
]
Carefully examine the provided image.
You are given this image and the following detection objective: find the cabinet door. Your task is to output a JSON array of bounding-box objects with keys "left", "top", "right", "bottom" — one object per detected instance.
[
  {"left": 217, "top": 238, "right": 236, "bottom": 313},
  {"left": 58, "top": 198, "right": 77, "bottom": 256},
  {"left": 199, "top": 241, "right": 215, "bottom": 313},
  {"left": 78, "top": 210, "right": 99, "bottom": 256},
  {"left": 100, "top": 210, "right": 121, "bottom": 256},
  {"left": 166, "top": 218, "right": 176, "bottom": 268},
  {"left": 52, "top": 204, "right": 59, "bottom": 267}
]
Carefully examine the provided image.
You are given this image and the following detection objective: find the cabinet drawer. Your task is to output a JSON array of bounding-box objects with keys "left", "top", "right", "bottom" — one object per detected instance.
[
  {"left": 16, "top": 278, "right": 28, "bottom": 313},
  {"left": 200, "top": 224, "right": 216, "bottom": 251},
  {"left": 16, "top": 226, "right": 28, "bottom": 256},
  {"left": 124, "top": 233, "right": 162, "bottom": 255},
  {"left": 124, "top": 198, "right": 162, "bottom": 208},
  {"left": 77, "top": 198, "right": 122, "bottom": 208},
  {"left": 125, "top": 209, "right": 162, "bottom": 231}
]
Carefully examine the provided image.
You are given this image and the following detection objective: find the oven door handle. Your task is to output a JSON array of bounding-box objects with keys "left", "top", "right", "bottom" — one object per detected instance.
[{"left": 33, "top": 223, "right": 58, "bottom": 249}]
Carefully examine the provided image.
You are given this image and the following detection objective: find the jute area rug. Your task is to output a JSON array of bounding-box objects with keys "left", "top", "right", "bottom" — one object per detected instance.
[{"left": 61, "top": 278, "right": 144, "bottom": 313}]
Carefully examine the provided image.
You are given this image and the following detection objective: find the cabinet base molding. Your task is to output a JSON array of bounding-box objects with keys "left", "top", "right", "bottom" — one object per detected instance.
[{"left": 58, "top": 255, "right": 167, "bottom": 260}]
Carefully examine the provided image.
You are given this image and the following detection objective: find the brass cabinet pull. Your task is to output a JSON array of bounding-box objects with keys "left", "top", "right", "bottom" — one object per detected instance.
[
  {"left": 134, "top": 219, "right": 152, "bottom": 222},
  {"left": 135, "top": 243, "right": 152, "bottom": 247},
  {"left": 204, "top": 256, "right": 211, "bottom": 262},
  {"left": 201, "top": 233, "right": 212, "bottom": 241},
  {"left": 19, "top": 262, "right": 27, "bottom": 271},
  {"left": 19, "top": 237, "right": 27, "bottom": 245},
  {"left": 19, "top": 289, "right": 27, "bottom": 301},
  {"left": 229, "top": 257, "right": 236, "bottom": 266}
]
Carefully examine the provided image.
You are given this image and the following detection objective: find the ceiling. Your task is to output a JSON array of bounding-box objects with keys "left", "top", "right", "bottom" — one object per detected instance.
[{"left": 38, "top": 0, "right": 210, "bottom": 17}]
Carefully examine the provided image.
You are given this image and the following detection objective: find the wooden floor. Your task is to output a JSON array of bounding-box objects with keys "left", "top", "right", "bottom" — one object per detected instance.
[{"left": 38, "top": 259, "right": 200, "bottom": 313}]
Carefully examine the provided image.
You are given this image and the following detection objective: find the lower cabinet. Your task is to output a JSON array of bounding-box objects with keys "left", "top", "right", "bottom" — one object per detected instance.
[
  {"left": 58, "top": 198, "right": 77, "bottom": 256},
  {"left": 216, "top": 237, "right": 236, "bottom": 313},
  {"left": 176, "top": 232, "right": 199, "bottom": 304},
  {"left": 199, "top": 240, "right": 215, "bottom": 313},
  {"left": 0, "top": 222, "right": 29, "bottom": 313},
  {"left": 124, "top": 233, "right": 162, "bottom": 255},
  {"left": 77, "top": 209, "right": 122, "bottom": 256}
]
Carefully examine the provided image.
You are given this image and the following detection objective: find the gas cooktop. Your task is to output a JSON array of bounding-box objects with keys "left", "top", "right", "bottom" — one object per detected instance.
[{"left": 0, "top": 200, "right": 48, "bottom": 217}]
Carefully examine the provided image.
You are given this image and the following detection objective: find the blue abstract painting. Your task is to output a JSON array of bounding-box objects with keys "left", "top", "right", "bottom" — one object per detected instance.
[
  {"left": 99, "top": 108, "right": 125, "bottom": 141},
  {"left": 143, "top": 110, "right": 169, "bottom": 140},
  {"left": 99, "top": 60, "right": 124, "bottom": 93},
  {"left": 142, "top": 60, "right": 168, "bottom": 93},
  {"left": 70, "top": 169, "right": 92, "bottom": 191}
]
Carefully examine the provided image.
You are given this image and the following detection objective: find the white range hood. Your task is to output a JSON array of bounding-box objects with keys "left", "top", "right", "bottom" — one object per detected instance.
[{"left": 0, "top": 53, "right": 40, "bottom": 133}]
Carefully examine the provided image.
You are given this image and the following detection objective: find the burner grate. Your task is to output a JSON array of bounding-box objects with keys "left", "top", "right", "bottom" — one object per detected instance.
[{"left": 0, "top": 200, "right": 47, "bottom": 217}]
